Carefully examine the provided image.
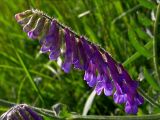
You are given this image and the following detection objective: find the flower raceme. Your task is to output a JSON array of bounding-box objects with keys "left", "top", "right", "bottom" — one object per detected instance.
[{"left": 15, "top": 9, "right": 144, "bottom": 114}]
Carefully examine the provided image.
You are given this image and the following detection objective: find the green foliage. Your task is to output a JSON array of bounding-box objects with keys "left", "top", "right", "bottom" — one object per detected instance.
[{"left": 0, "top": 0, "right": 160, "bottom": 119}]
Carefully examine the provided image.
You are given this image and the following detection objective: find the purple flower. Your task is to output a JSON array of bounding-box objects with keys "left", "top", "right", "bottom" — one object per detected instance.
[
  {"left": 40, "top": 20, "right": 61, "bottom": 60},
  {"left": 95, "top": 74, "right": 113, "bottom": 96},
  {"left": 104, "top": 53, "right": 144, "bottom": 114},
  {"left": 73, "top": 40, "right": 87, "bottom": 70},
  {"left": 74, "top": 37, "right": 94, "bottom": 70},
  {"left": 62, "top": 28, "right": 73, "bottom": 73},
  {"left": 80, "top": 37, "right": 94, "bottom": 70},
  {"left": 84, "top": 59, "right": 97, "bottom": 87},
  {"left": 94, "top": 49, "right": 114, "bottom": 96},
  {"left": 71, "top": 33, "right": 78, "bottom": 64},
  {"left": 113, "top": 89, "right": 127, "bottom": 104},
  {"left": 125, "top": 101, "right": 138, "bottom": 114},
  {"left": 24, "top": 106, "right": 42, "bottom": 120}
]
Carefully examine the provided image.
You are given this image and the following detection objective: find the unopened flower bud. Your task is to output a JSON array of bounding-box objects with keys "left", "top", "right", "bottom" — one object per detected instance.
[
  {"left": 17, "top": 16, "right": 31, "bottom": 26},
  {"left": 28, "top": 17, "right": 46, "bottom": 39},
  {"left": 15, "top": 10, "right": 32, "bottom": 21},
  {"left": 23, "top": 14, "right": 39, "bottom": 32}
]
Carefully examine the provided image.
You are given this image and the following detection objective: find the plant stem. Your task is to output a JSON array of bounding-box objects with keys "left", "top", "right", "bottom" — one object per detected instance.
[
  {"left": 67, "top": 114, "right": 160, "bottom": 120},
  {"left": 1, "top": 99, "right": 160, "bottom": 120},
  {"left": 112, "top": 4, "right": 141, "bottom": 24},
  {"left": 153, "top": 4, "right": 160, "bottom": 85},
  {"left": 138, "top": 88, "right": 160, "bottom": 108}
]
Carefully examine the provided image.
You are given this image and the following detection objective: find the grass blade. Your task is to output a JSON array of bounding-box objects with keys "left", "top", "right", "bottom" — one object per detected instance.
[
  {"left": 14, "top": 47, "right": 44, "bottom": 104},
  {"left": 82, "top": 90, "right": 96, "bottom": 116},
  {"left": 143, "top": 67, "right": 160, "bottom": 91},
  {"left": 128, "top": 29, "right": 152, "bottom": 58},
  {"left": 123, "top": 40, "right": 152, "bottom": 66}
]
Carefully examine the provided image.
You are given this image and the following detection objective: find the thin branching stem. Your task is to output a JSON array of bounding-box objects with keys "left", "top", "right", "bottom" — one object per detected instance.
[
  {"left": 153, "top": 4, "right": 160, "bottom": 85},
  {"left": 138, "top": 88, "right": 160, "bottom": 108}
]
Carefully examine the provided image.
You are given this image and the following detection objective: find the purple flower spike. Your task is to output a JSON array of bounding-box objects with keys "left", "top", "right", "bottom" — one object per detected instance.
[
  {"left": 15, "top": 10, "right": 144, "bottom": 114},
  {"left": 62, "top": 28, "right": 73, "bottom": 73}
]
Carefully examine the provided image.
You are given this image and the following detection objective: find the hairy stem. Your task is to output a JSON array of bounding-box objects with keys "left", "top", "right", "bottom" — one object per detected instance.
[{"left": 32, "top": 9, "right": 106, "bottom": 53}]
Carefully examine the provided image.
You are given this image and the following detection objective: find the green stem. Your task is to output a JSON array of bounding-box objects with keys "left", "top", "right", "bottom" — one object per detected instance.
[
  {"left": 138, "top": 88, "right": 160, "bottom": 108},
  {"left": 153, "top": 4, "right": 160, "bottom": 85},
  {"left": 67, "top": 114, "right": 160, "bottom": 120},
  {"left": 112, "top": 4, "right": 141, "bottom": 24},
  {"left": 1, "top": 99, "right": 160, "bottom": 120}
]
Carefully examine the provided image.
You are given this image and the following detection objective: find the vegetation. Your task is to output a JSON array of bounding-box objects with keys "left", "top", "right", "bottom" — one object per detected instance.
[{"left": 0, "top": 0, "right": 160, "bottom": 119}]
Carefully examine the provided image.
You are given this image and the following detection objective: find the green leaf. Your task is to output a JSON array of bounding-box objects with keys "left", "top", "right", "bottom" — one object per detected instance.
[
  {"left": 128, "top": 29, "right": 152, "bottom": 58},
  {"left": 143, "top": 67, "right": 160, "bottom": 91},
  {"left": 84, "top": 23, "right": 99, "bottom": 44},
  {"left": 123, "top": 40, "right": 152, "bottom": 66},
  {"left": 138, "top": 13, "right": 152, "bottom": 27},
  {"left": 135, "top": 28, "right": 151, "bottom": 42},
  {"left": 139, "top": 0, "right": 156, "bottom": 9}
]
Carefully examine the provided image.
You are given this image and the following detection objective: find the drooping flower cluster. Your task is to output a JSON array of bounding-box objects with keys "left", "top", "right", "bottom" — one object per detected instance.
[
  {"left": 15, "top": 9, "right": 144, "bottom": 114},
  {"left": 0, "top": 104, "right": 42, "bottom": 120}
]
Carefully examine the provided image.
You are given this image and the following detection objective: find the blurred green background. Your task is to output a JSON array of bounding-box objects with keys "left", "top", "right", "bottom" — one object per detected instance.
[{"left": 0, "top": 0, "right": 160, "bottom": 117}]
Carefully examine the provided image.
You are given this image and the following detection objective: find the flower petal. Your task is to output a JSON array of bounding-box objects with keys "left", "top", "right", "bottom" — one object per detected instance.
[
  {"left": 125, "top": 101, "right": 138, "bottom": 114},
  {"left": 62, "top": 28, "right": 73, "bottom": 73}
]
